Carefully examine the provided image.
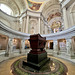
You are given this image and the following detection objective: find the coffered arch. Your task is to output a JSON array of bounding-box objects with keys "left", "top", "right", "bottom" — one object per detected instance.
[
  {"left": 43, "top": 5, "right": 61, "bottom": 19},
  {"left": 42, "top": 0, "right": 59, "bottom": 14}
]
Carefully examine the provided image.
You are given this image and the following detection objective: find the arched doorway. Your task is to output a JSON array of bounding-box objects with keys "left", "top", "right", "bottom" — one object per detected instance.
[
  {"left": 58, "top": 39, "right": 66, "bottom": 52},
  {"left": 13, "top": 38, "right": 21, "bottom": 51},
  {"left": 46, "top": 40, "right": 53, "bottom": 49},
  {"left": 25, "top": 40, "right": 30, "bottom": 49}
]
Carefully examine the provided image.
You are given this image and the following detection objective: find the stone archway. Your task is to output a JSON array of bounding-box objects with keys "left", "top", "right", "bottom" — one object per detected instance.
[
  {"left": 58, "top": 39, "right": 66, "bottom": 52},
  {"left": 13, "top": 38, "right": 21, "bottom": 50}
]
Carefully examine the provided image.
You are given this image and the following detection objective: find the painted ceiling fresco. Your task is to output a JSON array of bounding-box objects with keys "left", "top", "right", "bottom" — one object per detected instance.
[
  {"left": 47, "top": 12, "right": 61, "bottom": 22},
  {"left": 51, "top": 21, "right": 61, "bottom": 29},
  {"left": 27, "top": 0, "right": 42, "bottom": 11}
]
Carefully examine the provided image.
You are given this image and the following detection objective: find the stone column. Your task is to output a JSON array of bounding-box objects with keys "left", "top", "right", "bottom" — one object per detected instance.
[
  {"left": 40, "top": 20, "right": 43, "bottom": 34},
  {"left": 38, "top": 17, "right": 40, "bottom": 34},
  {"left": 20, "top": 39, "right": 25, "bottom": 54},
  {"left": 45, "top": 25, "right": 47, "bottom": 34},
  {"left": 63, "top": 7, "right": 68, "bottom": 29},
  {"left": 22, "top": 18, "right": 24, "bottom": 32},
  {"left": 70, "top": 13, "right": 74, "bottom": 26},
  {"left": 26, "top": 15, "right": 29, "bottom": 33},
  {"left": 53, "top": 40, "right": 59, "bottom": 55},
  {"left": 5, "top": 38, "right": 13, "bottom": 57},
  {"left": 72, "top": 12, "right": 75, "bottom": 24},
  {"left": 22, "top": 17, "right": 26, "bottom": 33},
  {"left": 48, "top": 28, "right": 51, "bottom": 34},
  {"left": 66, "top": 39, "right": 72, "bottom": 55},
  {"left": 24, "top": 17, "right": 26, "bottom": 33},
  {"left": 20, "top": 19, "right": 22, "bottom": 32},
  {"left": 66, "top": 38, "right": 75, "bottom": 58},
  {"left": 43, "top": 25, "right": 45, "bottom": 34},
  {"left": 15, "top": 20, "right": 18, "bottom": 31},
  {"left": 45, "top": 25, "right": 46, "bottom": 34}
]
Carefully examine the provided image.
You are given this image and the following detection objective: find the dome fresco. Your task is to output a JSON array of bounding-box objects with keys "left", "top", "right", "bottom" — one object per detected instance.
[
  {"left": 0, "top": 0, "right": 63, "bottom": 15},
  {"left": 27, "top": 0, "right": 63, "bottom": 2},
  {"left": 29, "top": 0, "right": 48, "bottom": 2},
  {"left": 27, "top": 0, "right": 43, "bottom": 11}
]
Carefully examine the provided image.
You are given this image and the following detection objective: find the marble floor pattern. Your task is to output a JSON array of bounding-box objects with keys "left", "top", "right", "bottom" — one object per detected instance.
[{"left": 0, "top": 55, "right": 75, "bottom": 75}]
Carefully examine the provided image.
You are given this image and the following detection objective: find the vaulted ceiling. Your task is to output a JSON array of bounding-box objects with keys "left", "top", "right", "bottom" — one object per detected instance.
[
  {"left": 0, "top": 0, "right": 61, "bottom": 16},
  {"left": 30, "top": 0, "right": 48, "bottom": 2}
]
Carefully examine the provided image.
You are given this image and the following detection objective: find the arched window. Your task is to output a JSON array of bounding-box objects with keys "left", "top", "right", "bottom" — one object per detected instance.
[{"left": 0, "top": 4, "right": 13, "bottom": 15}]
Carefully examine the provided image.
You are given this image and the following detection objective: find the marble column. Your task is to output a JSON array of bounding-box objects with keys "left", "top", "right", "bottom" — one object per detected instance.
[
  {"left": 15, "top": 20, "right": 18, "bottom": 31},
  {"left": 66, "top": 38, "right": 75, "bottom": 58},
  {"left": 38, "top": 17, "right": 40, "bottom": 34},
  {"left": 20, "top": 39, "right": 25, "bottom": 54},
  {"left": 40, "top": 20, "right": 43, "bottom": 34},
  {"left": 43, "top": 25, "right": 45, "bottom": 34},
  {"left": 26, "top": 15, "right": 29, "bottom": 33},
  {"left": 66, "top": 39, "right": 72, "bottom": 55},
  {"left": 23, "top": 17, "right": 26, "bottom": 33},
  {"left": 24, "top": 17, "right": 26, "bottom": 33},
  {"left": 70, "top": 13, "right": 74, "bottom": 27},
  {"left": 48, "top": 28, "right": 51, "bottom": 34},
  {"left": 45, "top": 25, "right": 46, "bottom": 34},
  {"left": 45, "top": 25, "right": 47, "bottom": 34},
  {"left": 5, "top": 38, "right": 13, "bottom": 57},
  {"left": 20, "top": 19, "right": 23, "bottom": 32},
  {"left": 22, "top": 18, "right": 24, "bottom": 32},
  {"left": 72, "top": 12, "right": 75, "bottom": 24},
  {"left": 63, "top": 7, "right": 68, "bottom": 29},
  {"left": 53, "top": 40, "right": 59, "bottom": 55}
]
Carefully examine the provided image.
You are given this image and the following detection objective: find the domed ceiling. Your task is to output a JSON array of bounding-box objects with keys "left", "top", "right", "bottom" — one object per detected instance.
[
  {"left": 27, "top": 0, "right": 43, "bottom": 11},
  {"left": 29, "top": 0, "right": 48, "bottom": 2},
  {"left": 0, "top": 0, "right": 62, "bottom": 15}
]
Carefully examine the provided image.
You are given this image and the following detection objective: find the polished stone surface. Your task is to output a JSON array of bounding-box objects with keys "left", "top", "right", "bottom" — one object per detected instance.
[
  {"left": 0, "top": 55, "right": 75, "bottom": 75},
  {"left": 12, "top": 57, "right": 67, "bottom": 75}
]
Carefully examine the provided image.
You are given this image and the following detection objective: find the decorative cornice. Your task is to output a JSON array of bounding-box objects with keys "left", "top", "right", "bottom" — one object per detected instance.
[
  {"left": 0, "top": 10, "right": 18, "bottom": 18},
  {"left": 0, "top": 9, "right": 41, "bottom": 19},
  {"left": 0, "top": 21, "right": 75, "bottom": 40},
  {"left": 0, "top": 21, "right": 30, "bottom": 37},
  {"left": 42, "top": 25, "right": 75, "bottom": 40}
]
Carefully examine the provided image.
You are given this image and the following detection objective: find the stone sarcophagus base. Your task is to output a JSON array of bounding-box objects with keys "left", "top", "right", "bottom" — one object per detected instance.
[{"left": 23, "top": 34, "right": 50, "bottom": 70}]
